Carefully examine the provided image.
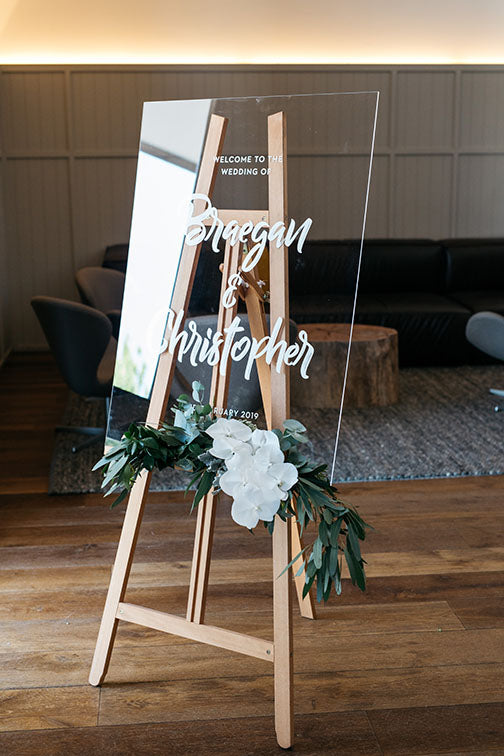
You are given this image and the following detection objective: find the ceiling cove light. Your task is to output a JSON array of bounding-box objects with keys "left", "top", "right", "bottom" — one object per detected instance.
[{"left": 2, "top": 54, "right": 504, "bottom": 65}]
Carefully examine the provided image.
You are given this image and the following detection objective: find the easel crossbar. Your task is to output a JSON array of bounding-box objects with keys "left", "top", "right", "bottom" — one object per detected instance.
[{"left": 116, "top": 602, "right": 274, "bottom": 662}]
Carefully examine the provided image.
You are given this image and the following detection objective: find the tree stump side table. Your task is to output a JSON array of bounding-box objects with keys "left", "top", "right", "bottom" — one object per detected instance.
[{"left": 292, "top": 323, "right": 399, "bottom": 409}]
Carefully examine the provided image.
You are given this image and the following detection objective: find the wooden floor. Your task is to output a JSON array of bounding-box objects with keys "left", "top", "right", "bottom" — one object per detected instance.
[{"left": 0, "top": 352, "right": 503, "bottom": 755}]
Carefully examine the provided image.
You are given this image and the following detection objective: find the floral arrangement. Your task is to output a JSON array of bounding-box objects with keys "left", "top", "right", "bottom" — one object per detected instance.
[{"left": 94, "top": 382, "right": 371, "bottom": 602}]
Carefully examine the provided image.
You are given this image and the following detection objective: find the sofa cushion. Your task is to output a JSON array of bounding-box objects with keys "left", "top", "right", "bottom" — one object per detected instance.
[
  {"left": 290, "top": 292, "right": 472, "bottom": 366},
  {"left": 443, "top": 238, "right": 504, "bottom": 291},
  {"left": 358, "top": 240, "right": 445, "bottom": 294},
  {"left": 290, "top": 293, "right": 383, "bottom": 323},
  {"left": 449, "top": 290, "right": 504, "bottom": 315},
  {"left": 356, "top": 296, "right": 472, "bottom": 366},
  {"left": 289, "top": 242, "right": 357, "bottom": 296}
]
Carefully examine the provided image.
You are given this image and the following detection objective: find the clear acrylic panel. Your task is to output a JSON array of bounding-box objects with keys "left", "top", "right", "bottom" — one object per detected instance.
[{"left": 107, "top": 91, "right": 379, "bottom": 485}]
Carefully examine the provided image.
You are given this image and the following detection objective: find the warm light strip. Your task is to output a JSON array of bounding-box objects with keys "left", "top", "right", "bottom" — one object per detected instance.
[{"left": 2, "top": 54, "right": 504, "bottom": 66}]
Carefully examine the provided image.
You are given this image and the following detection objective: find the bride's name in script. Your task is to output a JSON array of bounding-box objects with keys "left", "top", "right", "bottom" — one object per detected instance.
[
  {"left": 183, "top": 193, "right": 313, "bottom": 272},
  {"left": 160, "top": 309, "right": 314, "bottom": 380}
]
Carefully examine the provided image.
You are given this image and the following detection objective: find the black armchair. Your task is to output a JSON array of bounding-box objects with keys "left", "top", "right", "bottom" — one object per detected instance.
[
  {"left": 75, "top": 266, "right": 125, "bottom": 339},
  {"left": 465, "top": 311, "right": 504, "bottom": 409},
  {"left": 31, "top": 296, "right": 116, "bottom": 451}
]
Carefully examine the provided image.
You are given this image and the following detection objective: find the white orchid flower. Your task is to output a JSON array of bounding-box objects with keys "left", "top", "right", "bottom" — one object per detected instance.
[
  {"left": 219, "top": 452, "right": 253, "bottom": 497},
  {"left": 250, "top": 428, "right": 280, "bottom": 451},
  {"left": 209, "top": 418, "right": 297, "bottom": 530},
  {"left": 206, "top": 418, "right": 252, "bottom": 459},
  {"left": 220, "top": 460, "right": 282, "bottom": 528},
  {"left": 225, "top": 444, "right": 253, "bottom": 468},
  {"left": 230, "top": 481, "right": 281, "bottom": 529},
  {"left": 225, "top": 440, "right": 283, "bottom": 474},
  {"left": 267, "top": 462, "right": 299, "bottom": 500},
  {"left": 253, "top": 442, "right": 284, "bottom": 470}
]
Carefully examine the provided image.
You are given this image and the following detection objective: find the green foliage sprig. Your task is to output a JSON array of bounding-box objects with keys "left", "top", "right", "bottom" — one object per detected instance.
[{"left": 94, "top": 382, "right": 371, "bottom": 602}]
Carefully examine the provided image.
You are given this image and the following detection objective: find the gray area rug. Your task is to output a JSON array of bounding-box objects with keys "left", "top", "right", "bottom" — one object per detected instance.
[{"left": 48, "top": 365, "right": 504, "bottom": 495}]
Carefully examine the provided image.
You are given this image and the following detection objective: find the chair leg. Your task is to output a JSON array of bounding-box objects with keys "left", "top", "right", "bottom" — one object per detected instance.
[
  {"left": 489, "top": 388, "right": 504, "bottom": 397},
  {"left": 489, "top": 388, "right": 504, "bottom": 413}
]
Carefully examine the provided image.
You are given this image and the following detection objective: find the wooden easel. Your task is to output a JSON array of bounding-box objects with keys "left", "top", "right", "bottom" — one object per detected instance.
[{"left": 89, "top": 111, "right": 314, "bottom": 749}]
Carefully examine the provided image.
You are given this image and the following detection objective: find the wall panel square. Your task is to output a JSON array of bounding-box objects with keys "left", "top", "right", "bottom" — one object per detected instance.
[
  {"left": 456, "top": 155, "right": 504, "bottom": 237},
  {"left": 73, "top": 157, "right": 137, "bottom": 267},
  {"left": 289, "top": 154, "right": 387, "bottom": 239},
  {"left": 396, "top": 71, "right": 455, "bottom": 150},
  {"left": 4, "top": 158, "right": 74, "bottom": 348},
  {"left": 2, "top": 73, "right": 67, "bottom": 153},
  {"left": 72, "top": 72, "right": 181, "bottom": 151},
  {"left": 460, "top": 72, "right": 504, "bottom": 150},
  {"left": 393, "top": 155, "right": 452, "bottom": 238}
]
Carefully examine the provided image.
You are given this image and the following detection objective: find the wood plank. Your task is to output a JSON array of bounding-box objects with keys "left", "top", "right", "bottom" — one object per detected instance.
[
  {"left": 2, "top": 545, "right": 502, "bottom": 596},
  {"left": 304, "top": 571, "right": 504, "bottom": 607},
  {"left": 368, "top": 701, "right": 504, "bottom": 755},
  {"left": 3, "top": 628, "right": 504, "bottom": 690},
  {"left": 338, "top": 476, "right": 504, "bottom": 516},
  {"left": 0, "top": 711, "right": 381, "bottom": 756},
  {"left": 459, "top": 518, "right": 504, "bottom": 548},
  {"left": 98, "top": 662, "right": 504, "bottom": 725},
  {"left": 0, "top": 598, "right": 463, "bottom": 657},
  {"left": 7, "top": 502, "right": 492, "bottom": 557},
  {"left": 359, "top": 547, "right": 504, "bottom": 578},
  {"left": 0, "top": 616, "right": 206, "bottom": 654},
  {"left": 1, "top": 571, "right": 502, "bottom": 625},
  {"left": 0, "top": 686, "right": 98, "bottom": 732},
  {"left": 449, "top": 596, "right": 504, "bottom": 629},
  {"left": 0, "top": 531, "right": 275, "bottom": 568},
  {"left": 2, "top": 475, "right": 503, "bottom": 522}
]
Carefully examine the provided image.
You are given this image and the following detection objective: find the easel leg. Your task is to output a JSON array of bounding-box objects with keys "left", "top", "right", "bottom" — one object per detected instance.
[
  {"left": 186, "top": 238, "right": 240, "bottom": 624},
  {"left": 273, "top": 516, "right": 294, "bottom": 749},
  {"left": 186, "top": 491, "right": 217, "bottom": 623},
  {"left": 89, "top": 469, "right": 151, "bottom": 686},
  {"left": 242, "top": 266, "right": 315, "bottom": 620}
]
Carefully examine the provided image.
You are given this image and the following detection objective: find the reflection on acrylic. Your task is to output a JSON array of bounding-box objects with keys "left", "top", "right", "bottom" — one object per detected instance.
[{"left": 113, "top": 99, "right": 211, "bottom": 399}]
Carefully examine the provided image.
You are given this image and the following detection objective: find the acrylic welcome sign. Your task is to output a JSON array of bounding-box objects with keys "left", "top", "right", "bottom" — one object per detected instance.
[{"left": 107, "top": 92, "right": 379, "bottom": 483}]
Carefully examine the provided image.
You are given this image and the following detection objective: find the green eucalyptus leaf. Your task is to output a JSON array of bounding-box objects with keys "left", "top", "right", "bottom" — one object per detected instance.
[
  {"left": 110, "top": 488, "right": 129, "bottom": 508},
  {"left": 302, "top": 571, "right": 316, "bottom": 598},
  {"left": 347, "top": 521, "right": 362, "bottom": 561},
  {"left": 318, "top": 520, "right": 329, "bottom": 546},
  {"left": 312, "top": 537, "right": 323, "bottom": 569},
  {"left": 329, "top": 518, "right": 343, "bottom": 548},
  {"left": 283, "top": 419, "right": 306, "bottom": 432},
  {"left": 174, "top": 409, "right": 188, "bottom": 429},
  {"left": 192, "top": 470, "right": 214, "bottom": 511},
  {"left": 329, "top": 544, "right": 339, "bottom": 576},
  {"left": 277, "top": 546, "right": 308, "bottom": 578},
  {"left": 306, "top": 558, "right": 317, "bottom": 578},
  {"left": 192, "top": 380, "right": 204, "bottom": 402}
]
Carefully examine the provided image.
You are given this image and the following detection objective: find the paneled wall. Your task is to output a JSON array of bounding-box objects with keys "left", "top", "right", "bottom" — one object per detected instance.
[
  {"left": 1, "top": 64, "right": 503, "bottom": 349},
  {"left": 0, "top": 166, "right": 9, "bottom": 361}
]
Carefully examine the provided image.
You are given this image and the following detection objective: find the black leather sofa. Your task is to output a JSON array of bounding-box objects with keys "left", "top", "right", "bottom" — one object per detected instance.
[
  {"left": 288, "top": 238, "right": 504, "bottom": 366},
  {"left": 104, "top": 238, "right": 504, "bottom": 367}
]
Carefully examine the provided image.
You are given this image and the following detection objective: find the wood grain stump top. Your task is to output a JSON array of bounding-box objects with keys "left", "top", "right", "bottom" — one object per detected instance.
[{"left": 291, "top": 322, "right": 399, "bottom": 409}]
